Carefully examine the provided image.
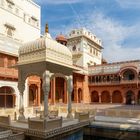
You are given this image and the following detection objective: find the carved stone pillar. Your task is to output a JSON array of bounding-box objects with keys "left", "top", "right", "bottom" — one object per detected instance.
[
  {"left": 67, "top": 75, "right": 73, "bottom": 119},
  {"left": 42, "top": 70, "right": 50, "bottom": 120},
  {"left": 99, "top": 93, "right": 101, "bottom": 103},
  {"left": 110, "top": 93, "right": 112, "bottom": 104},
  {"left": 64, "top": 80, "right": 67, "bottom": 104},
  {"left": 37, "top": 85, "right": 41, "bottom": 106},
  {"left": 74, "top": 88, "right": 78, "bottom": 103},
  {"left": 52, "top": 77, "right": 55, "bottom": 104},
  {"left": 18, "top": 81, "right": 25, "bottom": 120},
  {"left": 123, "top": 94, "right": 126, "bottom": 104}
]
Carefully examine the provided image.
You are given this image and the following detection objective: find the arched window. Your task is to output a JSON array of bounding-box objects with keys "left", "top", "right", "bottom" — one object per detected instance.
[
  {"left": 123, "top": 70, "right": 135, "bottom": 80},
  {"left": 0, "top": 86, "right": 15, "bottom": 108}
]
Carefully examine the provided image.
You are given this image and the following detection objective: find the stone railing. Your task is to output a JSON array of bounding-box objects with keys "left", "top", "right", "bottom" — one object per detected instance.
[
  {"left": 28, "top": 117, "right": 62, "bottom": 131},
  {"left": 36, "top": 110, "right": 59, "bottom": 119},
  {"left": 0, "top": 108, "right": 16, "bottom": 120},
  {"left": 105, "top": 109, "right": 140, "bottom": 118},
  {"left": 75, "top": 112, "right": 89, "bottom": 122},
  {"left": 8, "top": 132, "right": 25, "bottom": 140},
  {"left": 0, "top": 130, "right": 12, "bottom": 139},
  {"left": 0, "top": 115, "right": 11, "bottom": 125}
]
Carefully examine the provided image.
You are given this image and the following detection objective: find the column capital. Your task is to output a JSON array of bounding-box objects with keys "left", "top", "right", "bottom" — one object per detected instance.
[
  {"left": 18, "top": 82, "right": 25, "bottom": 93},
  {"left": 42, "top": 70, "right": 51, "bottom": 95}
]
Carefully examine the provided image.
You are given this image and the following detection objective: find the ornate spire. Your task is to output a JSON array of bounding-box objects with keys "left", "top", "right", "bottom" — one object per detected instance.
[{"left": 45, "top": 23, "right": 49, "bottom": 33}]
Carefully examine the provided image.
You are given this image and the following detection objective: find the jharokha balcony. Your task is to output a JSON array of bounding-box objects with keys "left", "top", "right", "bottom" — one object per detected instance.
[
  {"left": 0, "top": 67, "right": 18, "bottom": 79},
  {"left": 89, "top": 79, "right": 140, "bottom": 86}
]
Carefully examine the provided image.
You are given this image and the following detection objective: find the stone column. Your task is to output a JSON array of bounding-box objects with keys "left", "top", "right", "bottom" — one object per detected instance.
[
  {"left": 123, "top": 94, "right": 126, "bottom": 104},
  {"left": 64, "top": 80, "right": 67, "bottom": 103},
  {"left": 74, "top": 88, "right": 78, "bottom": 103},
  {"left": 110, "top": 93, "right": 112, "bottom": 103},
  {"left": 18, "top": 81, "right": 25, "bottom": 120},
  {"left": 42, "top": 70, "right": 50, "bottom": 120},
  {"left": 52, "top": 77, "right": 55, "bottom": 104},
  {"left": 67, "top": 75, "right": 73, "bottom": 119},
  {"left": 99, "top": 93, "right": 101, "bottom": 103},
  {"left": 37, "top": 85, "right": 41, "bottom": 106}
]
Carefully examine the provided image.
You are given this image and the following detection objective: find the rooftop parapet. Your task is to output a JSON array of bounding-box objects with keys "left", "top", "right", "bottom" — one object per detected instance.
[{"left": 67, "top": 28, "right": 102, "bottom": 46}]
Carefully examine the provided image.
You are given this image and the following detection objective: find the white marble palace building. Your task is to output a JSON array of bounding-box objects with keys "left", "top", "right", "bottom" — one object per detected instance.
[
  {"left": 0, "top": 0, "right": 40, "bottom": 108},
  {"left": 0, "top": 0, "right": 140, "bottom": 113}
]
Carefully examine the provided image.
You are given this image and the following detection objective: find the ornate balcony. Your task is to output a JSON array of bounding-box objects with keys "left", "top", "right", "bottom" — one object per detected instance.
[
  {"left": 0, "top": 67, "right": 18, "bottom": 79},
  {"left": 89, "top": 79, "right": 140, "bottom": 86}
]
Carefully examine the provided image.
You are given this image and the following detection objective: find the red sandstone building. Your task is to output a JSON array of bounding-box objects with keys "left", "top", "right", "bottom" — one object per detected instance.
[
  {"left": 0, "top": 25, "right": 140, "bottom": 107},
  {"left": 0, "top": 27, "right": 140, "bottom": 107},
  {"left": 26, "top": 29, "right": 140, "bottom": 106}
]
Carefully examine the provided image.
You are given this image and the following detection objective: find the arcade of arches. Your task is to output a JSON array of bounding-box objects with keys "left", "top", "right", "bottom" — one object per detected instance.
[
  {"left": 1, "top": 68, "right": 140, "bottom": 108},
  {"left": 28, "top": 75, "right": 84, "bottom": 105},
  {"left": 90, "top": 90, "right": 140, "bottom": 105},
  {"left": 28, "top": 76, "right": 68, "bottom": 106}
]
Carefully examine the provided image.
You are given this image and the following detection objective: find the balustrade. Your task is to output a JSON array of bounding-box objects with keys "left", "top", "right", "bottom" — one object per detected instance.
[{"left": 89, "top": 78, "right": 139, "bottom": 85}]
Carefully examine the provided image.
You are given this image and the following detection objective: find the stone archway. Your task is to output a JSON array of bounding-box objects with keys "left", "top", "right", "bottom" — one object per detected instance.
[
  {"left": 78, "top": 88, "right": 82, "bottom": 103},
  {"left": 0, "top": 86, "right": 15, "bottom": 108},
  {"left": 126, "top": 90, "right": 134, "bottom": 105},
  {"left": 91, "top": 91, "right": 99, "bottom": 103},
  {"left": 55, "top": 77, "right": 65, "bottom": 103},
  {"left": 112, "top": 90, "right": 123, "bottom": 103},
  {"left": 101, "top": 91, "right": 110, "bottom": 103},
  {"left": 29, "top": 84, "right": 38, "bottom": 106},
  {"left": 28, "top": 75, "right": 41, "bottom": 106}
]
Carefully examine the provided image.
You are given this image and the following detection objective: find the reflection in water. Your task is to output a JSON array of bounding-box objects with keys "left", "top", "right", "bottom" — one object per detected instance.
[
  {"left": 62, "top": 130, "right": 83, "bottom": 140},
  {"left": 83, "top": 135, "right": 118, "bottom": 140}
]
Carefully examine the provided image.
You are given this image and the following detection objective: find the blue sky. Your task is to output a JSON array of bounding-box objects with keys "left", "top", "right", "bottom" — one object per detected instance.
[{"left": 35, "top": 0, "right": 140, "bottom": 62}]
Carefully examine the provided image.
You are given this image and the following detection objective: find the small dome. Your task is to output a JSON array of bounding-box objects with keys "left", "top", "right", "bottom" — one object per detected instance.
[
  {"left": 56, "top": 34, "right": 67, "bottom": 42},
  {"left": 102, "top": 58, "right": 107, "bottom": 64}
]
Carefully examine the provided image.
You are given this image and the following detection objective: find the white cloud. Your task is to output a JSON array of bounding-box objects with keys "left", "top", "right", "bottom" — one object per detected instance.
[
  {"left": 34, "top": 0, "right": 88, "bottom": 5},
  {"left": 116, "top": 0, "right": 140, "bottom": 9},
  {"left": 51, "top": 11, "right": 140, "bottom": 62}
]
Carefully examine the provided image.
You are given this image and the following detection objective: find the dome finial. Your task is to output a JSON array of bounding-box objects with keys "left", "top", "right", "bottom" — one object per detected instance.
[{"left": 45, "top": 23, "right": 49, "bottom": 33}]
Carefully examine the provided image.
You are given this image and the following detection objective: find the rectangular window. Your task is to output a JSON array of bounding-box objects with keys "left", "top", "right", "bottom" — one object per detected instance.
[
  {"left": 90, "top": 47, "right": 92, "bottom": 53},
  {"left": 4, "top": 23, "right": 16, "bottom": 37}
]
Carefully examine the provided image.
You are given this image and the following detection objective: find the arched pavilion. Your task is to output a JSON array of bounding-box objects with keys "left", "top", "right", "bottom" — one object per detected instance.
[{"left": 15, "top": 32, "right": 79, "bottom": 120}]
